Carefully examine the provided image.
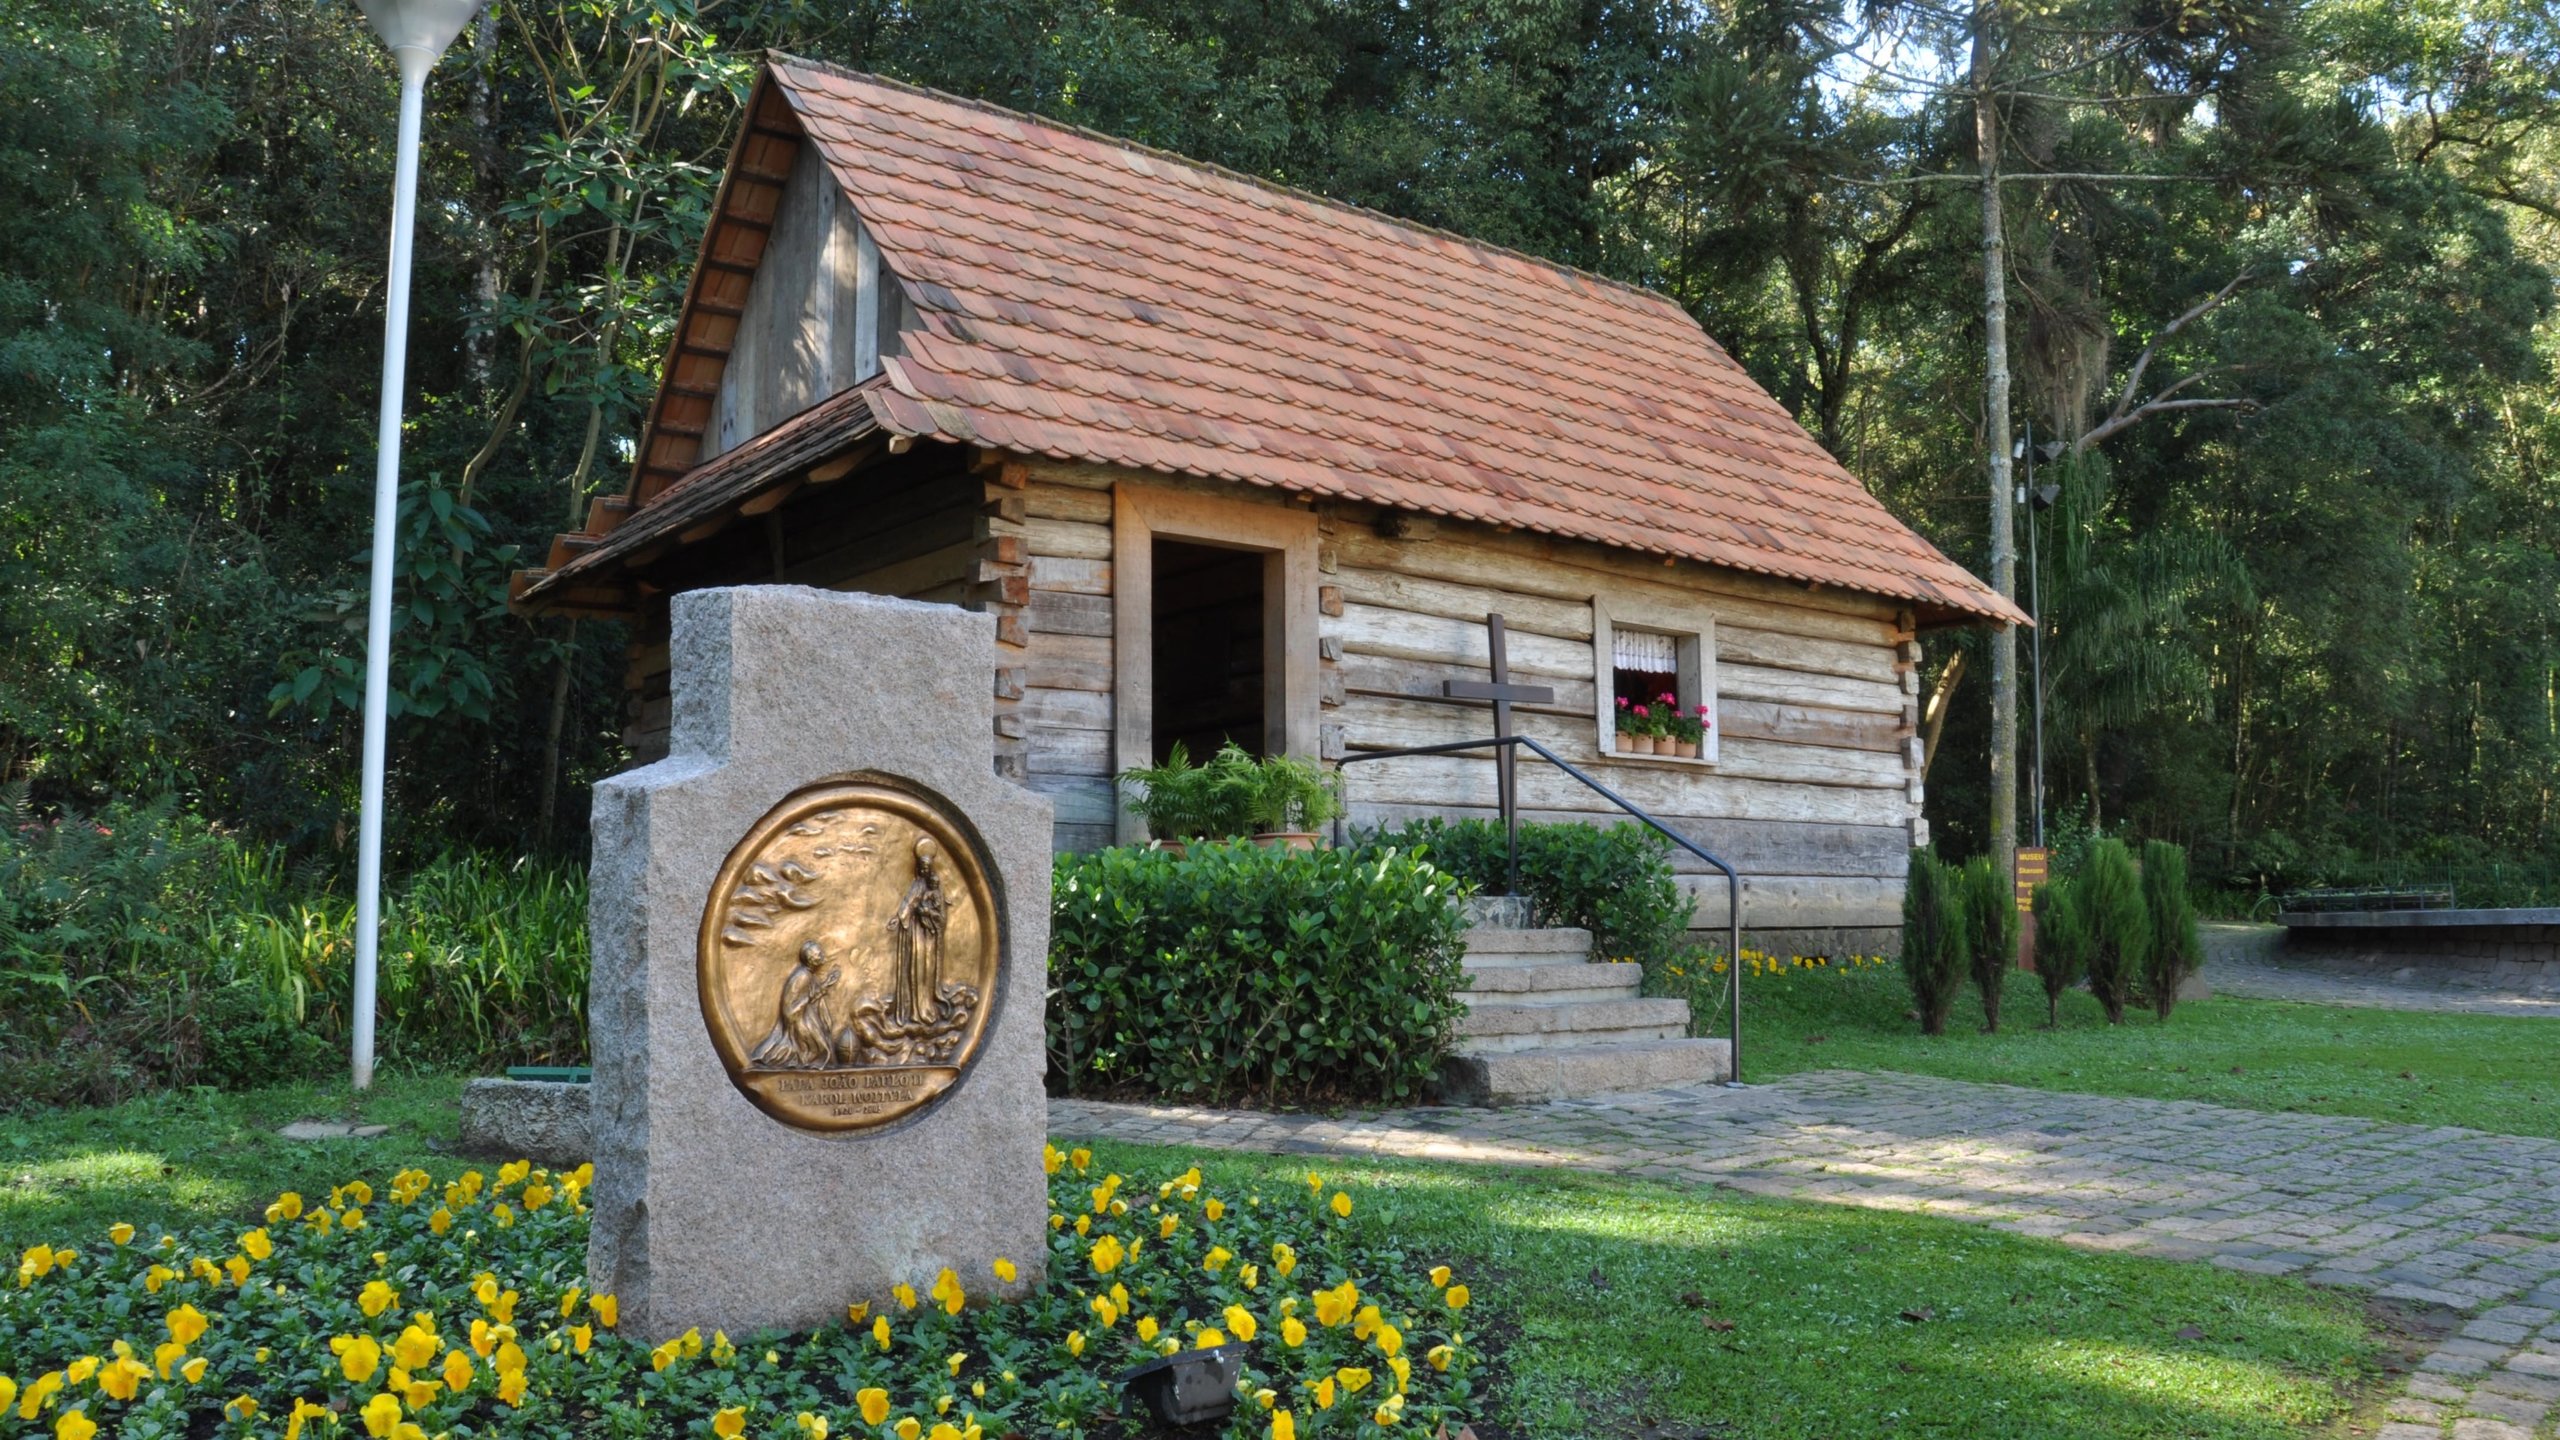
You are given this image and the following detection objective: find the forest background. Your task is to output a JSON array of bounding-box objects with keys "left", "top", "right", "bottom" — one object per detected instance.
[{"left": 5, "top": 0, "right": 2556, "bottom": 900}]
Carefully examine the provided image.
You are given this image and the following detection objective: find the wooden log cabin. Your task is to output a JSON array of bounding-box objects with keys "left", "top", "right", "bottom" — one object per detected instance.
[{"left": 511, "top": 55, "right": 2024, "bottom": 959}]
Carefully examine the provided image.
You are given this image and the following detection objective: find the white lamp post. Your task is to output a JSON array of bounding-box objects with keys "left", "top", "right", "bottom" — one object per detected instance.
[{"left": 348, "top": 0, "right": 485, "bottom": 1090}]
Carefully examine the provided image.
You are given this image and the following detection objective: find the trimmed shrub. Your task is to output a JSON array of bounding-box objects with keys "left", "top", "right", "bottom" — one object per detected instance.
[
  {"left": 1361, "top": 817, "right": 1695, "bottom": 975},
  {"left": 1900, "top": 851, "right": 1970, "bottom": 1036},
  {"left": 2142, "top": 839, "right": 2202, "bottom": 1020},
  {"left": 2079, "top": 838, "right": 2151, "bottom": 1024},
  {"left": 1958, "top": 854, "right": 2018, "bottom": 1032},
  {"left": 1048, "top": 840, "right": 1470, "bottom": 1104},
  {"left": 2031, "top": 878, "right": 2091, "bottom": 1027}
]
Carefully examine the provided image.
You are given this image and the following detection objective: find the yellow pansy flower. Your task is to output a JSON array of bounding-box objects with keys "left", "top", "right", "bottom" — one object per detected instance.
[
  {"left": 165, "top": 1304, "right": 209, "bottom": 1347},
  {"left": 892, "top": 1282, "right": 918, "bottom": 1311},
  {"left": 1313, "top": 1282, "right": 1359, "bottom": 1328},
  {"left": 1387, "top": 1355, "right": 1410, "bottom": 1392},
  {"left": 1337, "top": 1367, "right": 1372, "bottom": 1394},
  {"left": 1330, "top": 1192, "right": 1353, "bottom": 1218},
  {"left": 523, "top": 1183, "right": 554, "bottom": 1210},
  {"left": 267, "top": 1192, "right": 304, "bottom": 1222},
  {"left": 1271, "top": 1243, "right": 1298, "bottom": 1279},
  {"left": 711, "top": 1406, "right": 747, "bottom": 1438},
  {"left": 931, "top": 1268, "right": 966, "bottom": 1315},
  {"left": 1426, "top": 1343, "right": 1455, "bottom": 1372},
  {"left": 144, "top": 1265, "right": 174, "bottom": 1294},
  {"left": 992, "top": 1257, "right": 1017, "bottom": 1284},
  {"left": 0, "top": 1379, "right": 14, "bottom": 1413},
  {"left": 946, "top": 1352, "right": 967, "bottom": 1379},
  {"left": 1196, "top": 1329, "right": 1229, "bottom": 1349},
  {"left": 1159, "top": 1215, "right": 1179, "bottom": 1239},
  {"left": 1445, "top": 1284, "right": 1471, "bottom": 1310},
  {"left": 1042, "top": 1143, "right": 1064, "bottom": 1175},
  {"left": 1240, "top": 1263, "right": 1260, "bottom": 1290},
  {"left": 360, "top": 1392, "right": 403, "bottom": 1438},
  {"left": 107, "top": 1224, "right": 133, "bottom": 1247},
  {"left": 97, "top": 1357, "right": 148, "bottom": 1401},
  {"left": 391, "top": 1323, "right": 437, "bottom": 1370},
  {"left": 17, "top": 1245, "right": 57, "bottom": 1286},
  {"left": 1312, "top": 1376, "right": 1336, "bottom": 1411},
  {"left": 332, "top": 1335, "right": 383, "bottom": 1385},
  {"left": 1373, "top": 1324, "right": 1403, "bottom": 1358},
  {"left": 496, "top": 1370, "right": 528, "bottom": 1406},
  {"left": 1281, "top": 1316, "right": 1308, "bottom": 1348},
  {"left": 1225, "top": 1305, "right": 1259, "bottom": 1343},
  {"left": 1202, "top": 1246, "right": 1232, "bottom": 1273},
  {"left": 570, "top": 1325, "right": 592, "bottom": 1356},
  {"left": 1136, "top": 1316, "right": 1159, "bottom": 1343},
  {"left": 873, "top": 1315, "right": 893, "bottom": 1350},
  {"left": 428, "top": 1208, "right": 453, "bottom": 1236},
  {"left": 1204, "top": 1199, "right": 1225, "bottom": 1221},
  {"left": 224, "top": 1396, "right": 257, "bottom": 1421},
  {"left": 241, "top": 1228, "right": 273, "bottom": 1261},
  {"left": 180, "top": 1356, "right": 207, "bottom": 1386},
  {"left": 223, "top": 1255, "right": 250, "bottom": 1286},
  {"left": 1374, "top": 1393, "right": 1405, "bottom": 1426},
  {"left": 798, "top": 1412, "right": 829, "bottom": 1439},
  {"left": 1065, "top": 1330, "right": 1086, "bottom": 1358},
  {"left": 859, "top": 1388, "right": 892, "bottom": 1424},
  {"left": 20, "top": 1370, "right": 62, "bottom": 1419},
  {"left": 442, "top": 1350, "right": 473, "bottom": 1394},
  {"left": 590, "top": 1293, "right": 619, "bottom": 1328},
  {"left": 56, "top": 1410, "right": 99, "bottom": 1440},
  {"left": 895, "top": 1419, "right": 923, "bottom": 1440},
  {"left": 1088, "top": 1235, "right": 1125, "bottom": 1276},
  {"left": 1272, "top": 1412, "right": 1296, "bottom": 1440},
  {"left": 64, "top": 1358, "right": 98, "bottom": 1386},
  {"left": 361, "top": 1280, "right": 399, "bottom": 1318},
  {"left": 1428, "top": 1265, "right": 1452, "bottom": 1288}
]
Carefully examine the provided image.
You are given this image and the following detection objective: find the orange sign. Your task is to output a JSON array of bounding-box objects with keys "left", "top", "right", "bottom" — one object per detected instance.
[{"left": 2014, "top": 847, "right": 2049, "bottom": 913}]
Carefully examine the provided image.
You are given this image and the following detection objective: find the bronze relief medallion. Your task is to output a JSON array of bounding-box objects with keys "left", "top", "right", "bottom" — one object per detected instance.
[{"left": 698, "top": 780, "right": 1000, "bottom": 1132}]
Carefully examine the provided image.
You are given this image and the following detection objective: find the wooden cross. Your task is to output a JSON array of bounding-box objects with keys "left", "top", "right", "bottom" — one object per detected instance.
[{"left": 1442, "top": 613, "right": 1555, "bottom": 892}]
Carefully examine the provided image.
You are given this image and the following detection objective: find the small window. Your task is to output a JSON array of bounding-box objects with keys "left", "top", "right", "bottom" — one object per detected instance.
[{"left": 1592, "top": 601, "right": 1717, "bottom": 764}]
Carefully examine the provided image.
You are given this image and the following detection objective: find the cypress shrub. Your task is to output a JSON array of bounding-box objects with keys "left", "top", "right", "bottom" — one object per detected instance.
[
  {"left": 2142, "top": 839, "right": 2202, "bottom": 1020},
  {"left": 1959, "top": 854, "right": 2018, "bottom": 1032},
  {"left": 1900, "top": 851, "right": 1970, "bottom": 1036},
  {"left": 2078, "top": 838, "right": 2151, "bottom": 1024},
  {"left": 2031, "top": 878, "right": 2089, "bottom": 1027}
]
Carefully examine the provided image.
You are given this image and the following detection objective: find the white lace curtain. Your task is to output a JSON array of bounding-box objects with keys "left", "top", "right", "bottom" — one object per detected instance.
[{"left": 1612, "top": 630, "right": 1678, "bottom": 673}]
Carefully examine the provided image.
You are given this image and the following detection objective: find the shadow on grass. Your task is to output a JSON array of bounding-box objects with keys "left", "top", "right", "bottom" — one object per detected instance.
[{"left": 1078, "top": 1141, "right": 2382, "bottom": 1440}]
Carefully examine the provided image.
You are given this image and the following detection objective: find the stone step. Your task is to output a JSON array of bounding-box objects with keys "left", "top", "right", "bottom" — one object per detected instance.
[
  {"left": 1450, "top": 995, "right": 1692, "bottom": 1052},
  {"left": 1438, "top": 1037, "right": 1732, "bottom": 1106},
  {"left": 1461, "top": 925, "right": 1593, "bottom": 967},
  {"left": 1460, "top": 961, "right": 1644, "bottom": 1005}
]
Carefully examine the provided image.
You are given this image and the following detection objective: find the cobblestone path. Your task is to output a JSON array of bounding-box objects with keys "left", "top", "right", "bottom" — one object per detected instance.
[{"left": 1054, "top": 1070, "right": 2560, "bottom": 1438}]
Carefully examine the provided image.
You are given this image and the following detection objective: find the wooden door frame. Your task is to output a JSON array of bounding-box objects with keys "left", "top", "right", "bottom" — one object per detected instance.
[{"left": 1111, "top": 484, "right": 1320, "bottom": 843}]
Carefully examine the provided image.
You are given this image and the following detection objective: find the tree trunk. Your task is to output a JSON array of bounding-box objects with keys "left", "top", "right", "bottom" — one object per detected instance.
[
  {"left": 1974, "top": 2, "right": 2021, "bottom": 893},
  {"left": 539, "top": 621, "right": 579, "bottom": 845}
]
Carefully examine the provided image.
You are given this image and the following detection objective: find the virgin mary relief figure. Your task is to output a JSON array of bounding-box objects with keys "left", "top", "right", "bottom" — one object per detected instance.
[{"left": 891, "top": 836, "right": 949, "bottom": 1025}]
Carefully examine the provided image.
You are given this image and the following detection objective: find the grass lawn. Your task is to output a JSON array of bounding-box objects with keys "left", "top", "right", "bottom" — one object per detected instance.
[
  {"left": 7, "top": 1076, "right": 2387, "bottom": 1438},
  {"left": 1728, "top": 961, "right": 2560, "bottom": 1138}
]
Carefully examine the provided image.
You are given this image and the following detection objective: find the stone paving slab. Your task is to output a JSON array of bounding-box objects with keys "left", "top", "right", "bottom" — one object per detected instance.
[{"left": 1053, "top": 1070, "right": 2560, "bottom": 1437}]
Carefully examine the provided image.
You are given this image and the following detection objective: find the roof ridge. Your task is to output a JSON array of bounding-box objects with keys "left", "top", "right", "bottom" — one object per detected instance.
[{"left": 762, "top": 50, "right": 1691, "bottom": 324}]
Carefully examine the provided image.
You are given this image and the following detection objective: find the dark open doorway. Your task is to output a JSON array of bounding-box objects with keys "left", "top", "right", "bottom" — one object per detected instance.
[{"left": 1150, "top": 538, "right": 1266, "bottom": 762}]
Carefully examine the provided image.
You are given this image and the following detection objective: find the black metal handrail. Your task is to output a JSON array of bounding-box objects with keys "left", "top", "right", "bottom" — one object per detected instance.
[{"left": 1333, "top": 733, "right": 1747, "bottom": 1085}]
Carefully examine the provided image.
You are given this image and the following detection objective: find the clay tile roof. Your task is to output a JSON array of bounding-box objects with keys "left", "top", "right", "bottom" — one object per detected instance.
[{"left": 626, "top": 56, "right": 2021, "bottom": 624}]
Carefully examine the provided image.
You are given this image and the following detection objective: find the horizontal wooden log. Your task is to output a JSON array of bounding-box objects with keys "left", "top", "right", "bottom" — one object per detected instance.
[
  {"left": 1683, "top": 874, "right": 1904, "bottom": 930},
  {"left": 1029, "top": 555, "right": 1111, "bottom": 595},
  {"left": 1028, "top": 725, "right": 1112, "bottom": 777},
  {"left": 1325, "top": 602, "right": 1589, "bottom": 678},
  {"left": 1717, "top": 661, "right": 1903, "bottom": 715},
  {"left": 1333, "top": 565, "right": 1594, "bottom": 641},
  {"left": 1022, "top": 631, "right": 1112, "bottom": 693},
  {"left": 1717, "top": 698, "right": 1904, "bottom": 752},
  {"left": 1019, "top": 516, "right": 1113, "bottom": 561},
  {"left": 1335, "top": 530, "right": 1897, "bottom": 646},
  {"left": 1345, "top": 800, "right": 1910, "bottom": 878},
  {"left": 1029, "top": 591, "right": 1112, "bottom": 637},
  {"left": 1024, "top": 773, "right": 1117, "bottom": 826},
  {"left": 1024, "top": 485, "right": 1114, "bottom": 524},
  {"left": 821, "top": 538, "right": 978, "bottom": 602},
  {"left": 1336, "top": 753, "right": 1910, "bottom": 827},
  {"left": 1718, "top": 624, "right": 1899, "bottom": 685},
  {"left": 1334, "top": 696, "right": 1903, "bottom": 790},
  {"left": 1021, "top": 686, "right": 1112, "bottom": 732},
  {"left": 1336, "top": 652, "right": 1599, "bottom": 716}
]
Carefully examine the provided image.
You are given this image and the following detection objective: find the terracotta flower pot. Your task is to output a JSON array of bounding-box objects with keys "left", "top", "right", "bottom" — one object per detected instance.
[
  {"left": 1649, "top": 735, "right": 1673, "bottom": 754},
  {"left": 1615, "top": 733, "right": 1636, "bottom": 753},
  {"left": 1677, "top": 741, "right": 1700, "bottom": 759}
]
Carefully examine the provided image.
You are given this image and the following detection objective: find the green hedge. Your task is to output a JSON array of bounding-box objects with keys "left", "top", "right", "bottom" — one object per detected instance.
[
  {"left": 1359, "top": 817, "right": 1696, "bottom": 973},
  {"left": 1047, "top": 840, "right": 1470, "bottom": 1105}
]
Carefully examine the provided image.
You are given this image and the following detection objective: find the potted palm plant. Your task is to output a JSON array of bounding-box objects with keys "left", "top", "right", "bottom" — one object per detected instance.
[
  {"left": 1119, "top": 743, "right": 1208, "bottom": 853},
  {"left": 1244, "top": 751, "right": 1342, "bottom": 849}
]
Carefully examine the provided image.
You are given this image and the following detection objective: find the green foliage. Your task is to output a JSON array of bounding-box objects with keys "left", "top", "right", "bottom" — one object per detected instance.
[
  {"left": 1118, "top": 744, "right": 1342, "bottom": 839},
  {"left": 1048, "top": 841, "right": 1470, "bottom": 1105},
  {"left": 2032, "top": 879, "right": 2092, "bottom": 1029},
  {"left": 0, "top": 1151, "right": 1483, "bottom": 1440},
  {"left": 1957, "top": 856, "right": 2019, "bottom": 1033},
  {"left": 1359, "top": 819, "right": 1697, "bottom": 975},
  {"left": 0, "top": 795, "right": 587, "bottom": 1111},
  {"left": 1899, "top": 852, "right": 1970, "bottom": 1037},
  {"left": 2078, "top": 840, "right": 2153, "bottom": 1025},
  {"left": 2141, "top": 841, "right": 2202, "bottom": 1021}
]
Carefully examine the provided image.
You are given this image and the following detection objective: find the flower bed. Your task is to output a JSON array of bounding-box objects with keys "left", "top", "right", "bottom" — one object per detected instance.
[{"left": 1, "top": 1149, "right": 1475, "bottom": 1439}]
